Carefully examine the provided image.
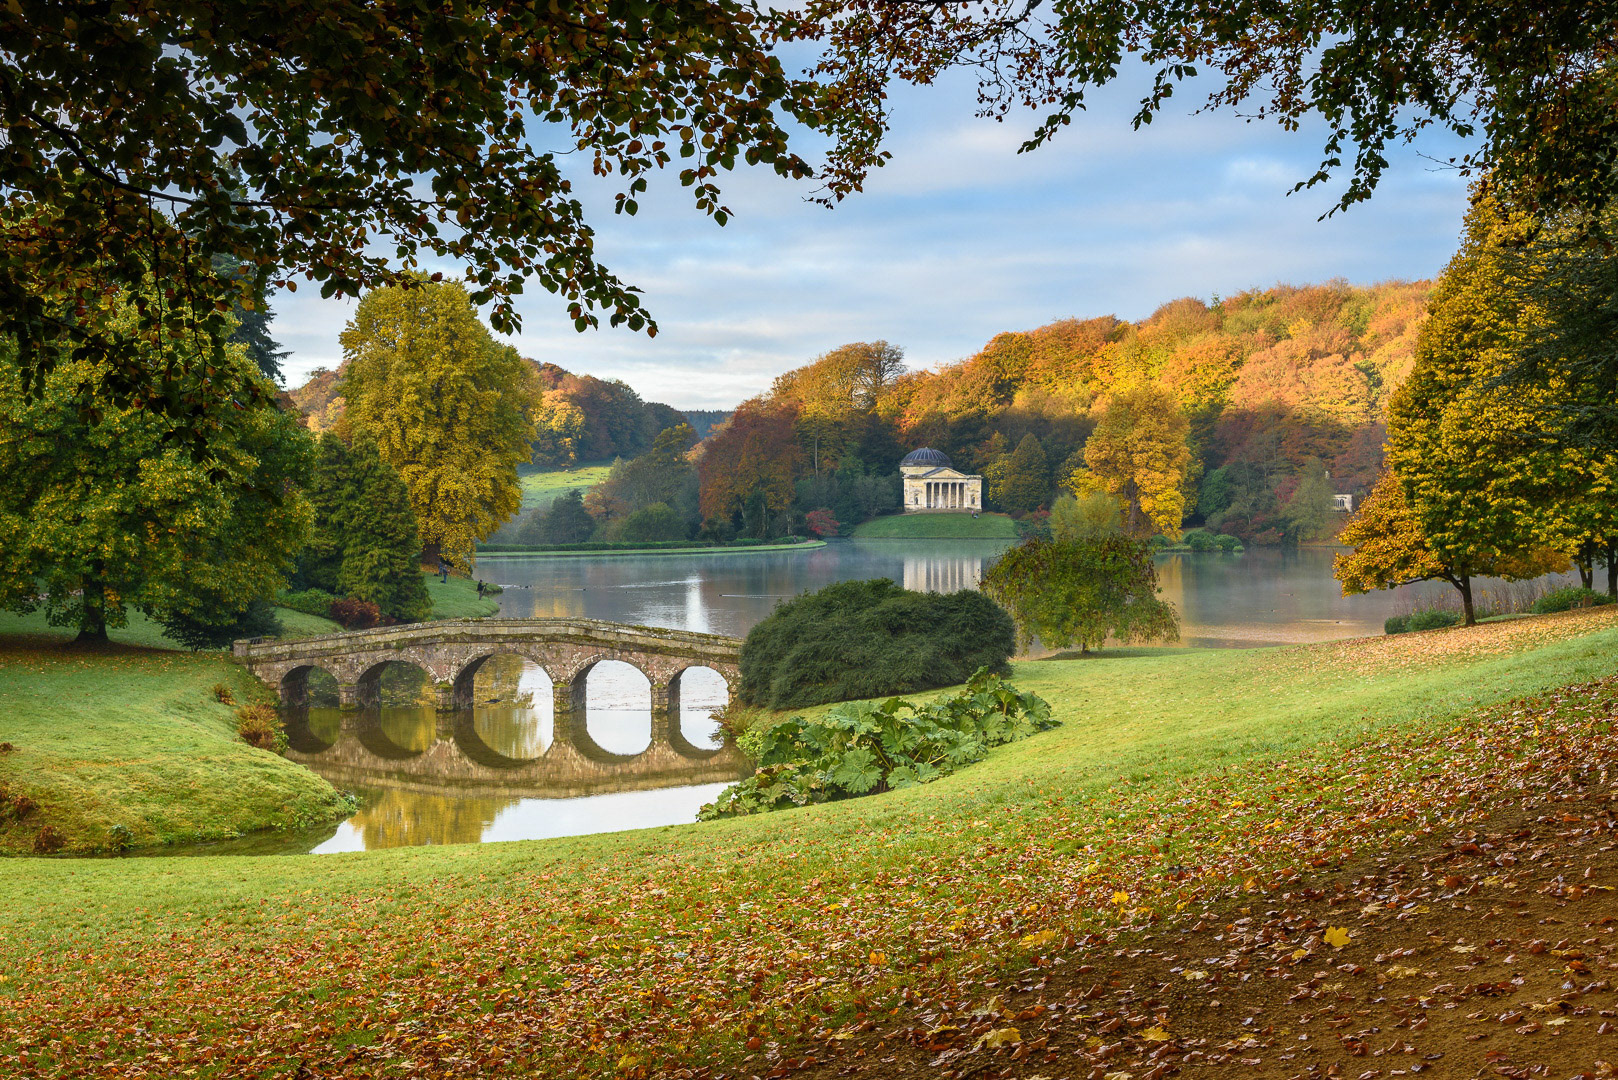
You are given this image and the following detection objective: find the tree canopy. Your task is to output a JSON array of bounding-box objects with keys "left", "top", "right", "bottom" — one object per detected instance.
[
  {"left": 982, "top": 535, "right": 1180, "bottom": 654},
  {"left": 339, "top": 281, "right": 538, "bottom": 568},
  {"left": 1, "top": 1, "right": 862, "bottom": 444},
  {"left": 0, "top": 301, "right": 310, "bottom": 641},
  {"left": 1070, "top": 383, "right": 1194, "bottom": 538}
]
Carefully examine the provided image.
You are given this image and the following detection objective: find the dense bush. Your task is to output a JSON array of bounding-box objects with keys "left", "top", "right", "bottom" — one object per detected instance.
[
  {"left": 277, "top": 588, "right": 337, "bottom": 617},
  {"left": 159, "top": 597, "right": 283, "bottom": 650},
  {"left": 738, "top": 578, "right": 1016, "bottom": 709},
  {"left": 1407, "top": 610, "right": 1462, "bottom": 632},
  {"left": 620, "top": 502, "right": 689, "bottom": 543},
  {"left": 328, "top": 597, "right": 383, "bottom": 629},
  {"left": 699, "top": 669, "right": 1054, "bottom": 819},
  {"left": 1530, "top": 586, "right": 1615, "bottom": 614},
  {"left": 1384, "top": 615, "right": 1409, "bottom": 635},
  {"left": 1182, "top": 528, "right": 1219, "bottom": 551},
  {"left": 1215, "top": 534, "right": 1243, "bottom": 552}
]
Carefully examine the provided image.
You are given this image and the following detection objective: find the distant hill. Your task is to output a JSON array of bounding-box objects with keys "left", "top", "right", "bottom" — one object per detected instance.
[{"left": 680, "top": 410, "right": 733, "bottom": 440}]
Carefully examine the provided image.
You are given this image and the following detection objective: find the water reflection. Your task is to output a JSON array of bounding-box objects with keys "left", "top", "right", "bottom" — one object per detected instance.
[{"left": 277, "top": 652, "right": 748, "bottom": 853}]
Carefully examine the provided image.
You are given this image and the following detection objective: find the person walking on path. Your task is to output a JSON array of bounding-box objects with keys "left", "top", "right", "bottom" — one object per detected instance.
[{"left": 438, "top": 557, "right": 449, "bottom": 583}]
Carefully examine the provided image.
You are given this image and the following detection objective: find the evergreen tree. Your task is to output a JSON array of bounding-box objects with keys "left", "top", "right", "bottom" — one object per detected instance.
[
  {"left": 300, "top": 433, "right": 431, "bottom": 623},
  {"left": 990, "top": 433, "right": 1050, "bottom": 514},
  {"left": 539, "top": 489, "right": 596, "bottom": 544}
]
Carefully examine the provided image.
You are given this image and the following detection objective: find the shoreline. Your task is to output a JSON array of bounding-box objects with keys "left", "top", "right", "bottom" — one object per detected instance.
[{"left": 478, "top": 539, "right": 827, "bottom": 559}]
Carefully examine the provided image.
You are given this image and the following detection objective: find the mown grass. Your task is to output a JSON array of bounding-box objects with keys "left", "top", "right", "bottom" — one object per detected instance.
[
  {"left": 425, "top": 573, "right": 501, "bottom": 619},
  {"left": 1, "top": 609, "right": 1614, "bottom": 1077},
  {"left": 851, "top": 511, "right": 1019, "bottom": 538},
  {"left": 517, "top": 461, "right": 613, "bottom": 509},
  {"left": 0, "top": 643, "right": 352, "bottom": 855}
]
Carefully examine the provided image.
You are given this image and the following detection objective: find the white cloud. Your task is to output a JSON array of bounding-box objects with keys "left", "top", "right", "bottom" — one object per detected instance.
[{"left": 271, "top": 64, "right": 1471, "bottom": 409}]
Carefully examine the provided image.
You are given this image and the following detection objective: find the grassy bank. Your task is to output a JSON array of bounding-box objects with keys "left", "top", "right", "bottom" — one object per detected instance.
[
  {"left": 425, "top": 573, "right": 501, "bottom": 618},
  {"left": 0, "top": 642, "right": 352, "bottom": 855},
  {"left": 851, "top": 511, "right": 1019, "bottom": 538},
  {"left": 1, "top": 608, "right": 1615, "bottom": 1078},
  {"left": 517, "top": 462, "right": 612, "bottom": 510}
]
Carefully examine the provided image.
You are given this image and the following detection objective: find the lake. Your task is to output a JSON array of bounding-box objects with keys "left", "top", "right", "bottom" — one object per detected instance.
[{"left": 237, "top": 541, "right": 1564, "bottom": 856}]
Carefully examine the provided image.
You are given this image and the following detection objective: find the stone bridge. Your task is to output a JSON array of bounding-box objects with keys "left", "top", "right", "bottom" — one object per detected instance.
[{"left": 234, "top": 619, "right": 743, "bottom": 749}]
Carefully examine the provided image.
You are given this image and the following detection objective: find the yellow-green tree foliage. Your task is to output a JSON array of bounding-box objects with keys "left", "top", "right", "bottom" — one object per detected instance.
[
  {"left": 0, "top": 299, "right": 311, "bottom": 640},
  {"left": 1387, "top": 190, "right": 1604, "bottom": 602},
  {"left": 1334, "top": 472, "right": 1454, "bottom": 597},
  {"left": 770, "top": 341, "right": 905, "bottom": 472},
  {"left": 1070, "top": 384, "right": 1194, "bottom": 538},
  {"left": 340, "top": 281, "right": 539, "bottom": 567}
]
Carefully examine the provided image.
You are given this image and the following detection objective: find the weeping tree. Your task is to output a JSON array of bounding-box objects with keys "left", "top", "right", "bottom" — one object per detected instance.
[{"left": 982, "top": 535, "right": 1180, "bottom": 655}]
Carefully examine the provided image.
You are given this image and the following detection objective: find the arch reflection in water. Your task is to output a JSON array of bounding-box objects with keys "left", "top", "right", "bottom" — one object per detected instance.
[
  {"left": 581, "top": 659, "right": 652, "bottom": 757},
  {"left": 279, "top": 693, "right": 749, "bottom": 851},
  {"left": 674, "top": 665, "right": 728, "bottom": 750},
  {"left": 469, "top": 654, "right": 553, "bottom": 759}
]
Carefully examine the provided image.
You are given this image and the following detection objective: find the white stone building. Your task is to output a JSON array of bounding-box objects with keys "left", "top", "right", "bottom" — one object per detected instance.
[{"left": 900, "top": 447, "right": 983, "bottom": 513}]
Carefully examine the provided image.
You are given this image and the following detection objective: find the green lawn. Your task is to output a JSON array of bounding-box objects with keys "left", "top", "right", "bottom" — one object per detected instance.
[
  {"left": 0, "top": 642, "right": 351, "bottom": 855},
  {"left": 851, "top": 511, "right": 1020, "bottom": 538},
  {"left": 272, "top": 607, "right": 343, "bottom": 638},
  {"left": 2, "top": 608, "right": 1615, "bottom": 1078},
  {"left": 426, "top": 573, "right": 501, "bottom": 618},
  {"left": 517, "top": 461, "right": 613, "bottom": 510}
]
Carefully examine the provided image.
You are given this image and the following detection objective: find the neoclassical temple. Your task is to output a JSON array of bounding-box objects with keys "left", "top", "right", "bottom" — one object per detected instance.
[{"left": 899, "top": 447, "right": 983, "bottom": 513}]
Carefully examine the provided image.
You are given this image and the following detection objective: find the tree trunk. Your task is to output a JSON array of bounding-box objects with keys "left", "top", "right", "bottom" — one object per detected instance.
[
  {"left": 1458, "top": 575, "right": 1476, "bottom": 626},
  {"left": 1606, "top": 541, "right": 1617, "bottom": 599},
  {"left": 1576, "top": 544, "right": 1594, "bottom": 590},
  {"left": 76, "top": 580, "right": 110, "bottom": 643}
]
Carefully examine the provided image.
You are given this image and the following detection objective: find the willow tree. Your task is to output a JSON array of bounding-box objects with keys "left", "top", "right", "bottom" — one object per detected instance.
[
  {"left": 982, "top": 535, "right": 1179, "bottom": 655},
  {"left": 340, "top": 281, "right": 539, "bottom": 569}
]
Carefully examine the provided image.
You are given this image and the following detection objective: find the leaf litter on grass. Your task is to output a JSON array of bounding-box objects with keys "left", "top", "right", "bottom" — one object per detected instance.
[{"left": 2, "top": 624, "right": 1618, "bottom": 1078}]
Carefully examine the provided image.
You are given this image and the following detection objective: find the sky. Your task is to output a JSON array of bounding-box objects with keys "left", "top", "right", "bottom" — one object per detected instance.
[{"left": 269, "top": 64, "right": 1474, "bottom": 410}]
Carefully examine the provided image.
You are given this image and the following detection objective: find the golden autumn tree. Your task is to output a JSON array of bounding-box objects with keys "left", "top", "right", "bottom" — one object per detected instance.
[
  {"left": 1069, "top": 383, "right": 1194, "bottom": 539},
  {"left": 340, "top": 281, "right": 539, "bottom": 569},
  {"left": 697, "top": 399, "right": 799, "bottom": 536}
]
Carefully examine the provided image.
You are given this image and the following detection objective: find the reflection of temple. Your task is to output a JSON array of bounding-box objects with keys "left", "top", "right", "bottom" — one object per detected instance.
[
  {"left": 900, "top": 448, "right": 982, "bottom": 513},
  {"left": 902, "top": 553, "right": 984, "bottom": 594}
]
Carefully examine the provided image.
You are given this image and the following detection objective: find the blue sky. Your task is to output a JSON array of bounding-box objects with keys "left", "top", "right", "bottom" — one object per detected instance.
[{"left": 269, "top": 65, "right": 1472, "bottom": 409}]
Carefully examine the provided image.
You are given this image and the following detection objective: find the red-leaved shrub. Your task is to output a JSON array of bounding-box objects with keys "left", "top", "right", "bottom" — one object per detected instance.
[{"left": 328, "top": 597, "right": 382, "bottom": 629}]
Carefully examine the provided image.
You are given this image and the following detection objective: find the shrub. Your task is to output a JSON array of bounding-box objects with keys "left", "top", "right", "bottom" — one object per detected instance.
[
  {"left": 1384, "top": 615, "right": 1410, "bottom": 635},
  {"left": 278, "top": 588, "right": 338, "bottom": 617},
  {"left": 328, "top": 597, "right": 382, "bottom": 629},
  {"left": 211, "top": 683, "right": 236, "bottom": 704},
  {"left": 1530, "top": 586, "right": 1615, "bottom": 614},
  {"left": 33, "top": 825, "right": 64, "bottom": 854},
  {"left": 739, "top": 579, "right": 1016, "bottom": 709},
  {"left": 8, "top": 792, "right": 36, "bottom": 820},
  {"left": 1215, "top": 534, "right": 1243, "bottom": 552},
  {"left": 1407, "top": 609, "right": 1462, "bottom": 632},
  {"left": 620, "top": 502, "right": 689, "bottom": 543},
  {"left": 237, "top": 704, "right": 287, "bottom": 752},
  {"left": 1182, "top": 528, "right": 1219, "bottom": 551},
  {"left": 159, "top": 597, "right": 282, "bottom": 650},
  {"left": 107, "top": 824, "right": 133, "bottom": 852},
  {"left": 700, "top": 670, "right": 1054, "bottom": 819}
]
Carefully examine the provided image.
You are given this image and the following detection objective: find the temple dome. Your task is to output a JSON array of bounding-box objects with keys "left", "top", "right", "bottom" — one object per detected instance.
[{"left": 900, "top": 447, "right": 951, "bottom": 468}]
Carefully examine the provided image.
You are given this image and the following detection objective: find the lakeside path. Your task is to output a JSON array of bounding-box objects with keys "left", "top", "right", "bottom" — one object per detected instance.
[{"left": 2, "top": 608, "right": 1617, "bottom": 1078}]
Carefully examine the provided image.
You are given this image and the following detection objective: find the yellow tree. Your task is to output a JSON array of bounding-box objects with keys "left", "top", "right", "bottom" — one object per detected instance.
[
  {"left": 1068, "top": 383, "right": 1193, "bottom": 538},
  {"left": 340, "top": 281, "right": 539, "bottom": 569}
]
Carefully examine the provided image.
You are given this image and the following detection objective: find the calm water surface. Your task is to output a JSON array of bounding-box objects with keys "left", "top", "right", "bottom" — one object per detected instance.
[{"left": 239, "top": 541, "right": 1563, "bottom": 856}]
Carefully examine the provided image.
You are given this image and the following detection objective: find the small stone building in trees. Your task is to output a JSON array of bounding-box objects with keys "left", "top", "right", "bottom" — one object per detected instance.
[{"left": 900, "top": 448, "right": 982, "bottom": 513}]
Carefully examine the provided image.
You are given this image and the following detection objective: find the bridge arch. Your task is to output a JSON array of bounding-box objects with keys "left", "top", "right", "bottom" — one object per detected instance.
[
  {"left": 573, "top": 657, "right": 654, "bottom": 758},
  {"left": 280, "top": 663, "right": 342, "bottom": 708},
  {"left": 355, "top": 658, "right": 438, "bottom": 711},
  {"left": 453, "top": 652, "right": 555, "bottom": 761},
  {"left": 665, "top": 664, "right": 734, "bottom": 754}
]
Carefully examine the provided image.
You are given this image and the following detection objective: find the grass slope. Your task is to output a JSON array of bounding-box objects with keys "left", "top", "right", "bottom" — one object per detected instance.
[
  {"left": 851, "top": 511, "right": 1019, "bottom": 538},
  {"left": 1, "top": 609, "right": 1615, "bottom": 1077},
  {"left": 0, "top": 643, "right": 351, "bottom": 855},
  {"left": 517, "top": 462, "right": 613, "bottom": 510},
  {"left": 426, "top": 574, "right": 501, "bottom": 619}
]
